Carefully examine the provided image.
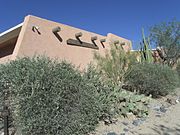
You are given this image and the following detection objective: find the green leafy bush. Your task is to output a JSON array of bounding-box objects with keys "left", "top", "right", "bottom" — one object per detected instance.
[
  {"left": 94, "top": 43, "right": 137, "bottom": 86},
  {"left": 125, "top": 63, "right": 179, "bottom": 97},
  {"left": 150, "top": 20, "right": 180, "bottom": 67},
  {"left": 84, "top": 66, "right": 150, "bottom": 119},
  {"left": 177, "top": 62, "right": 180, "bottom": 78},
  {"left": 0, "top": 57, "right": 101, "bottom": 135}
]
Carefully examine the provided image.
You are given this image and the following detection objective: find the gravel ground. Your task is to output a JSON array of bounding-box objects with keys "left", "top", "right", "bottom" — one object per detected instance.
[{"left": 91, "top": 88, "right": 180, "bottom": 135}]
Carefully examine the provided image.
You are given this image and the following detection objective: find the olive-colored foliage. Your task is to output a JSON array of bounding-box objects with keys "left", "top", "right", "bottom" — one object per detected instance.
[
  {"left": 125, "top": 63, "right": 179, "bottom": 97},
  {"left": 94, "top": 43, "right": 137, "bottom": 86},
  {"left": 150, "top": 20, "right": 180, "bottom": 67},
  {"left": 0, "top": 57, "right": 151, "bottom": 135},
  {"left": 177, "top": 62, "right": 180, "bottom": 78},
  {"left": 84, "top": 66, "right": 150, "bottom": 119},
  {"left": 0, "top": 57, "right": 100, "bottom": 135}
]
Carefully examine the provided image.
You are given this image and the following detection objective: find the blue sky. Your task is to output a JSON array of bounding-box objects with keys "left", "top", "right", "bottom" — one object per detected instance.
[{"left": 0, "top": 0, "right": 179, "bottom": 49}]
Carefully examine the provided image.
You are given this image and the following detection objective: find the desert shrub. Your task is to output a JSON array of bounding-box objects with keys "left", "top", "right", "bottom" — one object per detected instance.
[
  {"left": 83, "top": 65, "right": 112, "bottom": 115},
  {"left": 0, "top": 66, "right": 3, "bottom": 128},
  {"left": 150, "top": 20, "right": 180, "bottom": 67},
  {"left": 177, "top": 62, "right": 180, "bottom": 78},
  {"left": 125, "top": 63, "right": 179, "bottom": 97},
  {"left": 0, "top": 57, "right": 101, "bottom": 135},
  {"left": 0, "top": 66, "right": 3, "bottom": 108},
  {"left": 94, "top": 43, "right": 137, "bottom": 86},
  {"left": 84, "top": 65, "right": 150, "bottom": 120}
]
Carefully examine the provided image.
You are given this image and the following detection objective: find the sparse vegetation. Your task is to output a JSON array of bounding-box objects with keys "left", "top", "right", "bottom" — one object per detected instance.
[{"left": 94, "top": 43, "right": 137, "bottom": 86}]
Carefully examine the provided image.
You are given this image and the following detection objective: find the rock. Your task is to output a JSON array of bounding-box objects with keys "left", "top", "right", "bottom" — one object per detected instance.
[
  {"left": 140, "top": 117, "right": 146, "bottom": 122},
  {"left": 160, "top": 105, "right": 167, "bottom": 113},
  {"left": 163, "top": 102, "right": 171, "bottom": 108},
  {"left": 153, "top": 105, "right": 161, "bottom": 111},
  {"left": 155, "top": 113, "right": 161, "bottom": 117},
  {"left": 123, "top": 128, "right": 129, "bottom": 132},
  {"left": 176, "top": 99, "right": 179, "bottom": 103},
  {"left": 104, "top": 118, "right": 112, "bottom": 125},
  {"left": 132, "top": 118, "right": 145, "bottom": 126},
  {"left": 102, "top": 115, "right": 117, "bottom": 125},
  {"left": 150, "top": 103, "right": 168, "bottom": 113},
  {"left": 122, "top": 121, "right": 129, "bottom": 126},
  {"left": 126, "top": 112, "right": 136, "bottom": 120},
  {"left": 132, "top": 119, "right": 141, "bottom": 126},
  {"left": 166, "top": 96, "right": 177, "bottom": 105},
  {"left": 107, "top": 132, "right": 118, "bottom": 135}
]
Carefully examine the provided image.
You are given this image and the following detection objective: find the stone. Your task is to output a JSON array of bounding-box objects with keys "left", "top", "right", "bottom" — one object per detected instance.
[
  {"left": 152, "top": 105, "right": 161, "bottom": 111},
  {"left": 132, "top": 118, "right": 145, "bottom": 126},
  {"left": 126, "top": 112, "right": 136, "bottom": 119},
  {"left": 122, "top": 121, "right": 129, "bottom": 126},
  {"left": 175, "top": 98, "right": 179, "bottom": 103},
  {"left": 156, "top": 114, "right": 161, "bottom": 117},
  {"left": 166, "top": 96, "right": 177, "bottom": 105},
  {"left": 160, "top": 105, "right": 167, "bottom": 113},
  {"left": 107, "top": 132, "right": 118, "bottom": 135},
  {"left": 123, "top": 128, "right": 129, "bottom": 132}
]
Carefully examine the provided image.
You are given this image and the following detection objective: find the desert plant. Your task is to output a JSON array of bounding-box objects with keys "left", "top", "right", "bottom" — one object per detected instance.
[
  {"left": 0, "top": 57, "right": 101, "bottom": 135},
  {"left": 125, "top": 63, "right": 179, "bottom": 97},
  {"left": 150, "top": 20, "right": 180, "bottom": 67},
  {"left": 139, "top": 28, "right": 153, "bottom": 63},
  {"left": 177, "top": 62, "right": 180, "bottom": 79},
  {"left": 94, "top": 43, "right": 137, "bottom": 86},
  {"left": 114, "top": 90, "right": 150, "bottom": 117},
  {"left": 84, "top": 65, "right": 150, "bottom": 119}
]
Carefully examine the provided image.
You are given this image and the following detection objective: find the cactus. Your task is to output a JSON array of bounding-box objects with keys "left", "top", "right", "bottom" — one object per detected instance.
[{"left": 139, "top": 28, "right": 153, "bottom": 63}]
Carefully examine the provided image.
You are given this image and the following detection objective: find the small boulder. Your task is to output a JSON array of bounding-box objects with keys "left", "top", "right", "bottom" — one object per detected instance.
[
  {"left": 107, "top": 132, "right": 118, "bottom": 135},
  {"left": 132, "top": 118, "right": 145, "bottom": 126},
  {"left": 123, "top": 128, "right": 129, "bottom": 132},
  {"left": 160, "top": 105, "right": 167, "bottom": 113}
]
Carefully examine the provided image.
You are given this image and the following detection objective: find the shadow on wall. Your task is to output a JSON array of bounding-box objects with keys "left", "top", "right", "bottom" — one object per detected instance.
[{"left": 0, "top": 36, "right": 17, "bottom": 58}]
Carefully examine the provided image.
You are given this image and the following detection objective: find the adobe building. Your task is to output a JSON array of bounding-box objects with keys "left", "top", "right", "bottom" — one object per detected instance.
[{"left": 0, "top": 15, "right": 132, "bottom": 68}]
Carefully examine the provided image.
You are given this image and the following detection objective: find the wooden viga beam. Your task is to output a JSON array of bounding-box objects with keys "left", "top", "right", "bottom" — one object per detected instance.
[
  {"left": 52, "top": 26, "right": 61, "bottom": 33},
  {"left": 91, "top": 36, "right": 97, "bottom": 41},
  {"left": 100, "top": 39, "right": 106, "bottom": 43},
  {"left": 52, "top": 26, "right": 62, "bottom": 42},
  {"left": 91, "top": 36, "right": 98, "bottom": 46},
  {"left": 75, "top": 32, "right": 83, "bottom": 38},
  {"left": 100, "top": 39, "right": 106, "bottom": 48},
  {"left": 120, "top": 42, "right": 125, "bottom": 45},
  {"left": 114, "top": 40, "right": 119, "bottom": 44},
  {"left": 67, "top": 33, "right": 99, "bottom": 49}
]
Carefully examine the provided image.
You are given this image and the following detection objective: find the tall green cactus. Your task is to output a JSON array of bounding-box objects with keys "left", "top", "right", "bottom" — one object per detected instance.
[{"left": 140, "top": 28, "right": 153, "bottom": 63}]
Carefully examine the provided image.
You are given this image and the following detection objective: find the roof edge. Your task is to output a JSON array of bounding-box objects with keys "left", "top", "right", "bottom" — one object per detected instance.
[{"left": 0, "top": 23, "right": 23, "bottom": 37}]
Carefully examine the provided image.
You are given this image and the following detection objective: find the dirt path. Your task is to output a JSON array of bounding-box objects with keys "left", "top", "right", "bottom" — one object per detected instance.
[
  {"left": 92, "top": 89, "right": 180, "bottom": 135},
  {"left": 130, "top": 102, "right": 180, "bottom": 135}
]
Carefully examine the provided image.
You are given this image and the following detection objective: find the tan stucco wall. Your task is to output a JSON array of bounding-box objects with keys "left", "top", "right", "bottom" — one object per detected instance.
[{"left": 1, "top": 15, "right": 132, "bottom": 68}]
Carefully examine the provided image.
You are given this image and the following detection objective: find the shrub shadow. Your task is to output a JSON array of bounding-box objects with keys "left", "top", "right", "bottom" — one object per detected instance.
[{"left": 151, "top": 124, "right": 180, "bottom": 135}]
